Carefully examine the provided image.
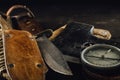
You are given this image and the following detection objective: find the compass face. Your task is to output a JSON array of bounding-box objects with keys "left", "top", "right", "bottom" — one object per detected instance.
[{"left": 81, "top": 44, "right": 120, "bottom": 68}]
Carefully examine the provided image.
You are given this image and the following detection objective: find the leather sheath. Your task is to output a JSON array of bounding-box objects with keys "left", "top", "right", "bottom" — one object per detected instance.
[{"left": 4, "top": 30, "right": 47, "bottom": 80}]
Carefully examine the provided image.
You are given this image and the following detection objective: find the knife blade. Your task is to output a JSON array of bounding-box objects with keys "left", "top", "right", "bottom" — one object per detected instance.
[{"left": 36, "top": 35, "right": 73, "bottom": 75}]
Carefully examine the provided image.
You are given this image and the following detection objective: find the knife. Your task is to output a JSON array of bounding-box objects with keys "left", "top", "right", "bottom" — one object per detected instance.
[{"left": 36, "top": 30, "right": 73, "bottom": 75}]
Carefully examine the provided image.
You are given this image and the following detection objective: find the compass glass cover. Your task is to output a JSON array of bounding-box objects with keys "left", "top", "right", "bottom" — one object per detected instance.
[{"left": 81, "top": 44, "right": 120, "bottom": 68}]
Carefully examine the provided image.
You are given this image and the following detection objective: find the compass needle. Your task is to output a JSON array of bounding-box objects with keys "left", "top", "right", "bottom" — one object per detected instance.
[{"left": 105, "top": 49, "right": 112, "bottom": 54}]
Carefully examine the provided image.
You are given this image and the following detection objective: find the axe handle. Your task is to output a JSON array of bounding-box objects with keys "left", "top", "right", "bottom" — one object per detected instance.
[{"left": 49, "top": 25, "right": 67, "bottom": 41}]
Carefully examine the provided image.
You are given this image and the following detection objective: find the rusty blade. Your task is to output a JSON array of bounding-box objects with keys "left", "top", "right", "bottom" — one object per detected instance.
[{"left": 36, "top": 36, "right": 72, "bottom": 75}]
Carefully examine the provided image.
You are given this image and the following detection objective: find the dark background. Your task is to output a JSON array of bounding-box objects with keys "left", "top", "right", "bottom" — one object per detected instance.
[
  {"left": 0, "top": 0, "right": 120, "bottom": 37},
  {"left": 0, "top": 0, "right": 120, "bottom": 80}
]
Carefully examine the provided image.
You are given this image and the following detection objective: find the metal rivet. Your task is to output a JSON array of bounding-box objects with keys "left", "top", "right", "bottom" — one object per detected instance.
[
  {"left": 5, "top": 34, "right": 12, "bottom": 38},
  {"left": 8, "top": 64, "right": 14, "bottom": 68},
  {"left": 5, "top": 34, "right": 10, "bottom": 38},
  {"left": 36, "top": 64, "right": 42, "bottom": 68}
]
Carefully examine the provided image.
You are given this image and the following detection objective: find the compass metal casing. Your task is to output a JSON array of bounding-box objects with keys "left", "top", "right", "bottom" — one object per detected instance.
[{"left": 81, "top": 44, "right": 120, "bottom": 80}]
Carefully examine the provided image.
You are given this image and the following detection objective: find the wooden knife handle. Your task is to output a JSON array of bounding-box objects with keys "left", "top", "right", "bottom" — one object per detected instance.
[{"left": 49, "top": 25, "right": 66, "bottom": 41}]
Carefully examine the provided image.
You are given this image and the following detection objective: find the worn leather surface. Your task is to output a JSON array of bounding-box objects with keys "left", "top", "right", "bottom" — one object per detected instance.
[
  {"left": 12, "top": 17, "right": 44, "bottom": 35},
  {"left": 4, "top": 30, "right": 47, "bottom": 80}
]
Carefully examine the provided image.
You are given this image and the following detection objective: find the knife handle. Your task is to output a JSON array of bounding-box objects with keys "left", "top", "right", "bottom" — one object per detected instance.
[{"left": 49, "top": 25, "right": 66, "bottom": 41}]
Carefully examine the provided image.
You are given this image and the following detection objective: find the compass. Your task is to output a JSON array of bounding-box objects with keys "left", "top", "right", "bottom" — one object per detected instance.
[
  {"left": 81, "top": 44, "right": 120, "bottom": 80},
  {"left": 81, "top": 44, "right": 120, "bottom": 68}
]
